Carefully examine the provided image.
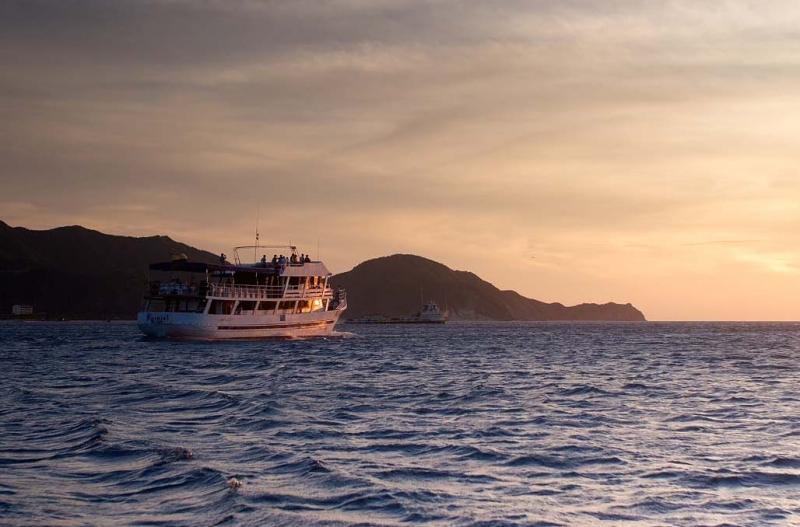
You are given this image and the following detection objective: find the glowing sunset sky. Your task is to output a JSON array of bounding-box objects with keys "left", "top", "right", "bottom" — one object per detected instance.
[{"left": 2, "top": 1, "right": 800, "bottom": 320}]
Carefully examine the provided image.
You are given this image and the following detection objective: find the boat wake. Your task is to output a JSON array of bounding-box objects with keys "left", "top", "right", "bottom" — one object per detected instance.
[{"left": 328, "top": 330, "right": 359, "bottom": 339}]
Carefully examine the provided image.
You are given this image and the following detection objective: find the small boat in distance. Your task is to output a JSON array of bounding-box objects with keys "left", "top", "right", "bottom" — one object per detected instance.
[
  {"left": 349, "top": 300, "right": 448, "bottom": 324},
  {"left": 137, "top": 245, "right": 346, "bottom": 339},
  {"left": 417, "top": 301, "right": 448, "bottom": 324}
]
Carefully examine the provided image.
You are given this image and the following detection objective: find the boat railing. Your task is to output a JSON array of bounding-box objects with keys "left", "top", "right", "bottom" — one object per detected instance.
[{"left": 207, "top": 283, "right": 333, "bottom": 300}]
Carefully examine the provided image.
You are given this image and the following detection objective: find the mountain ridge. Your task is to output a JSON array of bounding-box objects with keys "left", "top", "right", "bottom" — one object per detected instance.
[
  {"left": 0, "top": 222, "right": 645, "bottom": 321},
  {"left": 330, "top": 253, "right": 645, "bottom": 321},
  {"left": 0, "top": 221, "right": 218, "bottom": 318}
]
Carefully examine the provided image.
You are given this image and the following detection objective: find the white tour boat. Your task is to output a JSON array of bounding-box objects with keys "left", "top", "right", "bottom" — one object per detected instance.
[{"left": 137, "top": 245, "right": 346, "bottom": 339}]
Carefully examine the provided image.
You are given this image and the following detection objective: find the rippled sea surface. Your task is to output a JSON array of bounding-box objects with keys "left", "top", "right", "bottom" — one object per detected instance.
[{"left": 2, "top": 322, "right": 800, "bottom": 526}]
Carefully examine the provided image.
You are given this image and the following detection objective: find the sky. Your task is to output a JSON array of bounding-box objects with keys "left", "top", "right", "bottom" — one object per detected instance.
[{"left": 2, "top": 0, "right": 800, "bottom": 320}]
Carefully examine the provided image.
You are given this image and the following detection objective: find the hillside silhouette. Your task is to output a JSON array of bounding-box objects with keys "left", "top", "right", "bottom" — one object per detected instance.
[
  {"left": 330, "top": 254, "right": 645, "bottom": 321},
  {"left": 0, "top": 222, "right": 645, "bottom": 321},
  {"left": 0, "top": 221, "right": 217, "bottom": 318}
]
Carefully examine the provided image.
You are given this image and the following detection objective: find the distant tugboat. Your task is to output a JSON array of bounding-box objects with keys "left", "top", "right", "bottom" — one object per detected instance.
[
  {"left": 415, "top": 301, "right": 448, "bottom": 324},
  {"left": 137, "top": 245, "right": 346, "bottom": 339},
  {"left": 350, "top": 300, "right": 448, "bottom": 324}
]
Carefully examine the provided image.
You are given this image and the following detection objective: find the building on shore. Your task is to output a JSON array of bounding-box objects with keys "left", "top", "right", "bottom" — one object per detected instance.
[{"left": 12, "top": 304, "right": 34, "bottom": 316}]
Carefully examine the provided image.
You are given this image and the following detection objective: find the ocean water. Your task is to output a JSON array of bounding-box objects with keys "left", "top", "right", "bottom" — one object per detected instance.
[{"left": 1, "top": 322, "right": 799, "bottom": 526}]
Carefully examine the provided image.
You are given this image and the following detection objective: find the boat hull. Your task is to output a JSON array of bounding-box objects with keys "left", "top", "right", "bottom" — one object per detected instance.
[{"left": 137, "top": 309, "right": 343, "bottom": 340}]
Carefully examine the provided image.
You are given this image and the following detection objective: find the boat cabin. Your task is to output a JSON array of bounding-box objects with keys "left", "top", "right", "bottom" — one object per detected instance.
[{"left": 142, "top": 246, "right": 339, "bottom": 316}]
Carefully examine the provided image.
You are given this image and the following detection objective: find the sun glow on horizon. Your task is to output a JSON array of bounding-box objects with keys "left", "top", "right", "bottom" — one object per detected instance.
[{"left": 2, "top": 1, "right": 800, "bottom": 320}]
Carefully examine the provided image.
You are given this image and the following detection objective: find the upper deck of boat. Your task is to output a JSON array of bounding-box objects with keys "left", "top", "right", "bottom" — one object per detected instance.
[{"left": 149, "top": 259, "right": 331, "bottom": 278}]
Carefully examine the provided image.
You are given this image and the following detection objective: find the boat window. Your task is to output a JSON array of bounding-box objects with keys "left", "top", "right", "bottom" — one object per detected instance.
[
  {"left": 164, "top": 299, "right": 200, "bottom": 313},
  {"left": 209, "top": 300, "right": 234, "bottom": 315},
  {"left": 258, "top": 301, "right": 277, "bottom": 311},
  {"left": 233, "top": 272, "right": 258, "bottom": 286},
  {"left": 235, "top": 301, "right": 257, "bottom": 314},
  {"left": 147, "top": 299, "right": 166, "bottom": 312}
]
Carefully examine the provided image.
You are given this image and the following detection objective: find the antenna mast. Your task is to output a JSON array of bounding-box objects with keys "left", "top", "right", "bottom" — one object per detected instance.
[{"left": 254, "top": 206, "right": 260, "bottom": 263}]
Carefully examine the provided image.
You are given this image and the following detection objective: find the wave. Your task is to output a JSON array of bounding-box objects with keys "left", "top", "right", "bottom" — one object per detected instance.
[
  {"left": 686, "top": 471, "right": 800, "bottom": 488},
  {"left": 505, "top": 454, "right": 626, "bottom": 469},
  {"left": 558, "top": 385, "right": 613, "bottom": 397},
  {"left": 5, "top": 321, "right": 800, "bottom": 525},
  {"left": 377, "top": 467, "right": 497, "bottom": 483}
]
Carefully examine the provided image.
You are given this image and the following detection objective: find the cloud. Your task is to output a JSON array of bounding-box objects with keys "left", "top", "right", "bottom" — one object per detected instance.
[{"left": 3, "top": 1, "right": 800, "bottom": 319}]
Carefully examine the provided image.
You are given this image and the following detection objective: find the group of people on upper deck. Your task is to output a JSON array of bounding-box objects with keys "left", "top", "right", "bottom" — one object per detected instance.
[{"left": 259, "top": 253, "right": 312, "bottom": 266}]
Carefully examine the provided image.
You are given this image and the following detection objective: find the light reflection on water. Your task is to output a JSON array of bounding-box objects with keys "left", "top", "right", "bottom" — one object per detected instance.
[{"left": 1, "top": 321, "right": 799, "bottom": 526}]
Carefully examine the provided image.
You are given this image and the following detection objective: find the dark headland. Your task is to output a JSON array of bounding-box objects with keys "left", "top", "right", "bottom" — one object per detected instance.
[
  {"left": 331, "top": 254, "right": 644, "bottom": 321},
  {"left": 0, "top": 221, "right": 217, "bottom": 319},
  {"left": 0, "top": 221, "right": 645, "bottom": 321}
]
